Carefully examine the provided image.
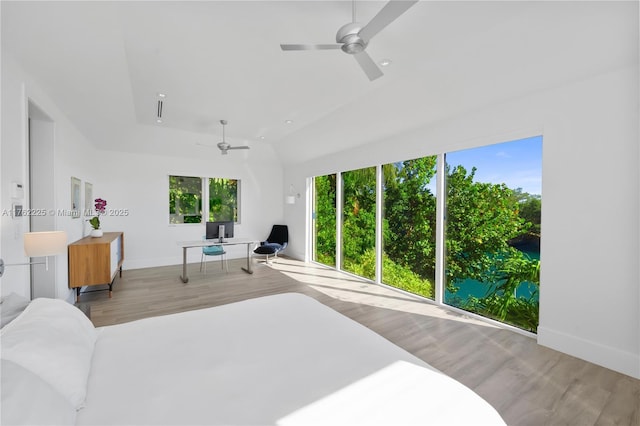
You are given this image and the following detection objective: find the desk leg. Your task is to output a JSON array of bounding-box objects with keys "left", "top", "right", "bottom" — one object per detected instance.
[
  {"left": 241, "top": 243, "right": 254, "bottom": 274},
  {"left": 180, "top": 247, "right": 189, "bottom": 283}
]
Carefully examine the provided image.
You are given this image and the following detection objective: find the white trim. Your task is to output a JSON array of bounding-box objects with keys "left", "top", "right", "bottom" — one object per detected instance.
[
  {"left": 335, "top": 172, "right": 343, "bottom": 271},
  {"left": 538, "top": 326, "right": 640, "bottom": 379},
  {"left": 434, "top": 153, "right": 446, "bottom": 305},
  {"left": 375, "top": 165, "right": 383, "bottom": 284}
]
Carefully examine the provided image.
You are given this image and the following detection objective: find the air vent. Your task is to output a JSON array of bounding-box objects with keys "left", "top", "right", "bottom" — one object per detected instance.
[
  {"left": 156, "top": 93, "right": 166, "bottom": 123},
  {"left": 156, "top": 100, "right": 163, "bottom": 123}
]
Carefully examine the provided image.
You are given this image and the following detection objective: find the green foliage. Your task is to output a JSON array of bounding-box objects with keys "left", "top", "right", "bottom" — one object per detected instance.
[
  {"left": 511, "top": 188, "right": 541, "bottom": 234},
  {"left": 89, "top": 216, "right": 100, "bottom": 230},
  {"left": 445, "top": 165, "right": 529, "bottom": 286},
  {"left": 383, "top": 157, "right": 437, "bottom": 283},
  {"left": 314, "top": 174, "right": 337, "bottom": 266},
  {"left": 464, "top": 295, "right": 539, "bottom": 332},
  {"left": 341, "top": 167, "right": 377, "bottom": 278},
  {"left": 169, "top": 176, "right": 202, "bottom": 224},
  {"left": 169, "top": 176, "right": 238, "bottom": 224},
  {"left": 312, "top": 150, "right": 541, "bottom": 332},
  {"left": 344, "top": 249, "right": 433, "bottom": 298},
  {"left": 382, "top": 254, "right": 433, "bottom": 299},
  {"left": 208, "top": 178, "right": 238, "bottom": 222},
  {"left": 462, "top": 249, "right": 540, "bottom": 331},
  {"left": 343, "top": 248, "right": 377, "bottom": 280}
]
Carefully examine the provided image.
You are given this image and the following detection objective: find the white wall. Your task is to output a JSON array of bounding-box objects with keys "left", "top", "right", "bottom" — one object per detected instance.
[
  {"left": 1, "top": 52, "right": 285, "bottom": 301},
  {"left": 94, "top": 127, "right": 283, "bottom": 270},
  {"left": 284, "top": 65, "right": 640, "bottom": 379},
  {"left": 1, "top": 53, "right": 100, "bottom": 302}
]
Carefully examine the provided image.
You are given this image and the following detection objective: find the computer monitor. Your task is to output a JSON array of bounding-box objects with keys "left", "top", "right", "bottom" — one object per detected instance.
[{"left": 206, "top": 221, "right": 234, "bottom": 242}]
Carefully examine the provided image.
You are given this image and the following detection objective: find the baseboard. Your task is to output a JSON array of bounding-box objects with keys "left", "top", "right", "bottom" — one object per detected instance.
[{"left": 538, "top": 326, "right": 640, "bottom": 379}]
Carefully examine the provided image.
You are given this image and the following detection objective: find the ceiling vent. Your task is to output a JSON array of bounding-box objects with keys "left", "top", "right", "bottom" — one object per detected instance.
[{"left": 156, "top": 93, "right": 166, "bottom": 123}]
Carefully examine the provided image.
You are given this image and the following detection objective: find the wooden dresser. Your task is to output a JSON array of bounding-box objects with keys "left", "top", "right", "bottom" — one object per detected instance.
[{"left": 68, "top": 232, "right": 124, "bottom": 302}]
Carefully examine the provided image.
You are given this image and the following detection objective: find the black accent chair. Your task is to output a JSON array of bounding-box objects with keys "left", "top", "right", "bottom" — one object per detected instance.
[{"left": 253, "top": 225, "right": 288, "bottom": 264}]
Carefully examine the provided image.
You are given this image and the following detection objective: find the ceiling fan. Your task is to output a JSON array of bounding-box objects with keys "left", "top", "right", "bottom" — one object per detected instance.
[
  {"left": 280, "top": 0, "right": 418, "bottom": 81},
  {"left": 216, "top": 120, "right": 250, "bottom": 155}
]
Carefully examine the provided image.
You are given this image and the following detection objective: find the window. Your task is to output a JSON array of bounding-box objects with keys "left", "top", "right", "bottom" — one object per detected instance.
[
  {"left": 169, "top": 175, "right": 240, "bottom": 224},
  {"left": 208, "top": 178, "right": 238, "bottom": 222},
  {"left": 444, "top": 137, "right": 542, "bottom": 332},
  {"left": 312, "top": 174, "right": 337, "bottom": 267},
  {"left": 308, "top": 136, "right": 542, "bottom": 333},
  {"left": 382, "top": 157, "right": 437, "bottom": 299},
  {"left": 169, "top": 176, "right": 202, "bottom": 224},
  {"left": 341, "top": 167, "right": 377, "bottom": 280}
]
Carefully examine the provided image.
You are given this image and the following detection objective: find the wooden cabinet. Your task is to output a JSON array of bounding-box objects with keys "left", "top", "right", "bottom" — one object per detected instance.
[{"left": 68, "top": 232, "right": 124, "bottom": 302}]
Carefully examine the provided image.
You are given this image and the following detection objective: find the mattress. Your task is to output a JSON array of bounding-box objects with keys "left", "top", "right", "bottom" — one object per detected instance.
[
  {"left": 77, "top": 293, "right": 505, "bottom": 425},
  {"left": 1, "top": 292, "right": 505, "bottom": 425}
]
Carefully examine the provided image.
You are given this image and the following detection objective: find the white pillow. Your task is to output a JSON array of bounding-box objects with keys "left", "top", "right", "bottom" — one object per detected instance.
[
  {"left": 0, "top": 292, "right": 30, "bottom": 327},
  {"left": 0, "top": 298, "right": 97, "bottom": 409},
  {"left": 1, "top": 359, "right": 76, "bottom": 425}
]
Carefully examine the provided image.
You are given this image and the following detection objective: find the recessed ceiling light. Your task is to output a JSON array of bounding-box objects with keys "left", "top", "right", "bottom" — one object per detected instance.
[
  {"left": 285, "top": 120, "right": 293, "bottom": 124},
  {"left": 259, "top": 136, "right": 265, "bottom": 140},
  {"left": 379, "top": 59, "right": 392, "bottom": 67},
  {"left": 157, "top": 93, "right": 166, "bottom": 98}
]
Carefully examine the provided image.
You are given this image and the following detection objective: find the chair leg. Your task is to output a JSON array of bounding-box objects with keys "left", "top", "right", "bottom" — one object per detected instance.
[{"left": 200, "top": 253, "right": 204, "bottom": 273}]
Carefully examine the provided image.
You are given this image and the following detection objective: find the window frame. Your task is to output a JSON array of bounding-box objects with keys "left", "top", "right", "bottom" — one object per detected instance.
[
  {"left": 168, "top": 174, "right": 241, "bottom": 226},
  {"left": 308, "top": 136, "right": 542, "bottom": 335}
]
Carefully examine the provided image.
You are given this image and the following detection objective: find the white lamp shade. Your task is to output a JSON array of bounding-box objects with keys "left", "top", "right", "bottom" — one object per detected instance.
[
  {"left": 285, "top": 195, "right": 296, "bottom": 205},
  {"left": 24, "top": 231, "right": 68, "bottom": 257}
]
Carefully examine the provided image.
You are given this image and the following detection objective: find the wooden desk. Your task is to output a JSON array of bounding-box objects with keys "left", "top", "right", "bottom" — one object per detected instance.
[
  {"left": 177, "top": 239, "right": 257, "bottom": 283},
  {"left": 68, "top": 232, "right": 124, "bottom": 302}
]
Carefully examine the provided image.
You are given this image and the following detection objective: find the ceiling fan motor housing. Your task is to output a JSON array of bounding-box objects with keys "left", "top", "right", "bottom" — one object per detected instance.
[{"left": 336, "top": 22, "right": 367, "bottom": 54}]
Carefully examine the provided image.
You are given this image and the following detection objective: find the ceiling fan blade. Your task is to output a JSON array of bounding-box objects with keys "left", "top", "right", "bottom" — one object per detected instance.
[
  {"left": 354, "top": 51, "right": 383, "bottom": 81},
  {"left": 358, "top": 0, "right": 418, "bottom": 43},
  {"left": 228, "top": 146, "right": 250, "bottom": 150},
  {"left": 280, "top": 44, "right": 341, "bottom": 51}
]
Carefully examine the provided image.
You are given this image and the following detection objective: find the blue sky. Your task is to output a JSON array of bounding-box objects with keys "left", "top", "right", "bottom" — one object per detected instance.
[{"left": 445, "top": 136, "right": 542, "bottom": 196}]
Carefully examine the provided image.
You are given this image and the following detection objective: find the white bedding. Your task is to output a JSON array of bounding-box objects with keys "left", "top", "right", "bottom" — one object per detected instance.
[
  {"left": 77, "top": 293, "right": 505, "bottom": 425},
  {"left": 2, "top": 293, "right": 506, "bottom": 425}
]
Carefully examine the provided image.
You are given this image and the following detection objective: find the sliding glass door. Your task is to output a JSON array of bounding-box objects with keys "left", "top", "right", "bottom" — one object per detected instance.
[
  {"left": 444, "top": 137, "right": 542, "bottom": 331},
  {"left": 309, "top": 136, "right": 542, "bottom": 332}
]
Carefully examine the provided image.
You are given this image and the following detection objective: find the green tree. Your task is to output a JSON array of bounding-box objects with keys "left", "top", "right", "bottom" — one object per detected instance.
[
  {"left": 169, "top": 176, "right": 202, "bottom": 224},
  {"left": 314, "top": 174, "right": 337, "bottom": 266},
  {"left": 383, "top": 157, "right": 437, "bottom": 283},
  {"left": 445, "top": 165, "right": 529, "bottom": 288},
  {"left": 342, "top": 167, "right": 377, "bottom": 279},
  {"left": 511, "top": 188, "right": 541, "bottom": 235},
  {"left": 209, "top": 178, "right": 238, "bottom": 222},
  {"left": 464, "top": 248, "right": 540, "bottom": 331},
  {"left": 313, "top": 160, "right": 539, "bottom": 331}
]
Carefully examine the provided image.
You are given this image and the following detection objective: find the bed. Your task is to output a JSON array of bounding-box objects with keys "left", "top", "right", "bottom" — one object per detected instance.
[{"left": 1, "top": 293, "right": 506, "bottom": 425}]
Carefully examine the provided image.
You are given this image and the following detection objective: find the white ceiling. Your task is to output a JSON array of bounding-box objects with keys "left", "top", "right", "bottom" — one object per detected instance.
[{"left": 2, "top": 1, "right": 638, "bottom": 165}]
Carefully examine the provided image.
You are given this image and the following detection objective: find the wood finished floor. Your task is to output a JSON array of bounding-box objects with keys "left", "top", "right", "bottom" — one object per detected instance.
[{"left": 84, "top": 257, "right": 639, "bottom": 426}]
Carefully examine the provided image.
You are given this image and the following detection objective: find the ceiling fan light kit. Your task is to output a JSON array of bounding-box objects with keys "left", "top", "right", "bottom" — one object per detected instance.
[{"left": 280, "top": 0, "right": 418, "bottom": 81}]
